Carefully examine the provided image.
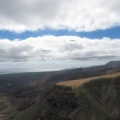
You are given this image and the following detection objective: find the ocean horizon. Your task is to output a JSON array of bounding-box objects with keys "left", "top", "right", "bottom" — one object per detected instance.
[{"left": 0, "top": 68, "right": 60, "bottom": 75}]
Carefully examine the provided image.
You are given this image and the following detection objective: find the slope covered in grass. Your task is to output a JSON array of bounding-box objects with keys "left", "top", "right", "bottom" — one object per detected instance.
[{"left": 57, "top": 72, "right": 120, "bottom": 88}]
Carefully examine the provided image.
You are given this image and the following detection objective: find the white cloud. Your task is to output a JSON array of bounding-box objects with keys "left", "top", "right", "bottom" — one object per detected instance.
[
  {"left": 0, "top": 0, "right": 120, "bottom": 32},
  {"left": 0, "top": 36, "right": 120, "bottom": 62}
]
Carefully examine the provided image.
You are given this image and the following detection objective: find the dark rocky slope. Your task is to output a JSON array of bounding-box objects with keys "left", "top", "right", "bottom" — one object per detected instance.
[
  {"left": 12, "top": 73, "right": 120, "bottom": 120},
  {"left": 105, "top": 61, "right": 120, "bottom": 67}
]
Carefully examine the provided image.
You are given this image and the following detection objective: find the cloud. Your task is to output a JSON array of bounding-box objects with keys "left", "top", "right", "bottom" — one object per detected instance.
[
  {"left": 0, "top": 36, "right": 120, "bottom": 62},
  {"left": 0, "top": 0, "right": 120, "bottom": 32}
]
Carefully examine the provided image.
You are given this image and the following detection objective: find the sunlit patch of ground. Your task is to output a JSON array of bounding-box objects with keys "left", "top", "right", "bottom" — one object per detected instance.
[{"left": 57, "top": 72, "right": 120, "bottom": 89}]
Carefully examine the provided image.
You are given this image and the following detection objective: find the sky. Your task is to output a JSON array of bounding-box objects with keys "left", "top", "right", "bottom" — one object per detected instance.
[{"left": 0, "top": 0, "right": 120, "bottom": 73}]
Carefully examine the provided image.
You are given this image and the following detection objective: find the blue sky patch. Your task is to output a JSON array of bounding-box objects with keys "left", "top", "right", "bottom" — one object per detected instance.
[{"left": 0, "top": 26, "right": 120, "bottom": 40}]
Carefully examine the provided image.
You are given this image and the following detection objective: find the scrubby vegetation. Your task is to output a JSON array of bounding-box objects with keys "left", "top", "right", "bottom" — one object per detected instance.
[
  {"left": 35, "top": 76, "right": 120, "bottom": 120},
  {"left": 0, "top": 62, "right": 120, "bottom": 120},
  {"left": 11, "top": 75, "right": 120, "bottom": 120}
]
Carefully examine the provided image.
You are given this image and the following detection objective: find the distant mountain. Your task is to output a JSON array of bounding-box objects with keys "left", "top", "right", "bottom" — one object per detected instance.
[{"left": 105, "top": 60, "right": 120, "bottom": 67}]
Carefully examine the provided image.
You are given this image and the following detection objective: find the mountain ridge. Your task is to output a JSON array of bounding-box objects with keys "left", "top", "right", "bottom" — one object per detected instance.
[
  {"left": 105, "top": 60, "right": 120, "bottom": 67},
  {"left": 0, "top": 61, "right": 120, "bottom": 120}
]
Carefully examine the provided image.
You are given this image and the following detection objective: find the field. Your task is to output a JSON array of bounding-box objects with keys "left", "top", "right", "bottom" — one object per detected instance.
[{"left": 57, "top": 72, "right": 120, "bottom": 88}]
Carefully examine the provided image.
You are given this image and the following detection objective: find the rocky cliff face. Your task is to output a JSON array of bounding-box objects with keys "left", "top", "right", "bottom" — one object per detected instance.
[
  {"left": 36, "top": 75, "right": 120, "bottom": 120},
  {"left": 6, "top": 74, "right": 120, "bottom": 120}
]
